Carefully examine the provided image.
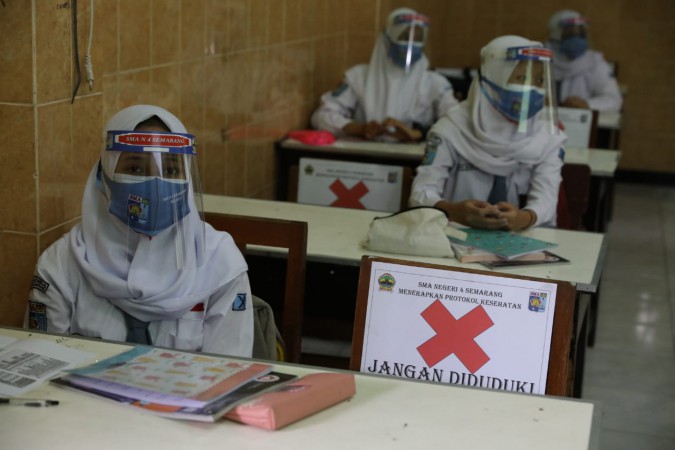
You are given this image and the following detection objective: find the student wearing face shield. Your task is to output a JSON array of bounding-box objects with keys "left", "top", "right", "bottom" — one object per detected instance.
[
  {"left": 25, "top": 105, "right": 253, "bottom": 357},
  {"left": 410, "top": 36, "right": 567, "bottom": 231},
  {"left": 310, "top": 7, "right": 458, "bottom": 143},
  {"left": 547, "top": 10, "right": 623, "bottom": 112}
]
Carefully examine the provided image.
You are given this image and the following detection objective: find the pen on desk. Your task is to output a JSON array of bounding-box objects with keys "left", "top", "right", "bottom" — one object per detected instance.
[{"left": 0, "top": 398, "right": 59, "bottom": 407}]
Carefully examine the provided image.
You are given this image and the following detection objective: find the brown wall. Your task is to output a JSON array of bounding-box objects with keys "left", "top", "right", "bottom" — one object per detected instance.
[{"left": 1, "top": 0, "right": 673, "bottom": 327}]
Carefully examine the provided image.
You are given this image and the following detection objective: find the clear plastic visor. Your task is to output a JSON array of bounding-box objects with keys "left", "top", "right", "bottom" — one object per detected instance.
[
  {"left": 387, "top": 14, "right": 429, "bottom": 73},
  {"left": 480, "top": 47, "right": 559, "bottom": 134},
  {"left": 102, "top": 130, "right": 205, "bottom": 270}
]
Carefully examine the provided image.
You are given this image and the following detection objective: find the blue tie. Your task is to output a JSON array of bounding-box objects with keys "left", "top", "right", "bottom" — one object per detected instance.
[
  {"left": 122, "top": 310, "right": 151, "bottom": 345},
  {"left": 488, "top": 176, "right": 508, "bottom": 204}
]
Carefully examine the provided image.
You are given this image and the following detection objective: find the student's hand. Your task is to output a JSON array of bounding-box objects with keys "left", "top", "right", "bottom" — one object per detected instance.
[
  {"left": 495, "top": 202, "right": 537, "bottom": 231},
  {"left": 560, "top": 96, "right": 589, "bottom": 109},
  {"left": 382, "top": 117, "right": 423, "bottom": 142},
  {"left": 342, "top": 121, "right": 385, "bottom": 140},
  {"left": 436, "top": 200, "right": 507, "bottom": 230}
]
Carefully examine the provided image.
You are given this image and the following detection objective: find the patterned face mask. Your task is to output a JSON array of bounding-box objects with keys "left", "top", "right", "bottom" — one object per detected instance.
[
  {"left": 480, "top": 77, "right": 546, "bottom": 122},
  {"left": 105, "top": 173, "right": 190, "bottom": 237},
  {"left": 559, "top": 36, "right": 588, "bottom": 59}
]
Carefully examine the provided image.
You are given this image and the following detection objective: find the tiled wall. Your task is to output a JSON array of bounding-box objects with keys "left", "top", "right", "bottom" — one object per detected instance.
[{"left": 1, "top": 0, "right": 673, "bottom": 327}]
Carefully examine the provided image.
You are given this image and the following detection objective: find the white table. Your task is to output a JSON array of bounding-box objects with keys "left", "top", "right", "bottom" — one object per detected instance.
[
  {"left": 564, "top": 147, "right": 621, "bottom": 233},
  {"left": 596, "top": 111, "right": 622, "bottom": 150},
  {"left": 280, "top": 138, "right": 620, "bottom": 178},
  {"left": 597, "top": 111, "right": 621, "bottom": 131},
  {"left": 564, "top": 147, "right": 621, "bottom": 177},
  {"left": 203, "top": 195, "right": 606, "bottom": 294},
  {"left": 0, "top": 328, "right": 595, "bottom": 450}
]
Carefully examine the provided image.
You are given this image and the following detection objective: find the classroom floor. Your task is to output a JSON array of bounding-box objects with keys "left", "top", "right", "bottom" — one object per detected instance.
[{"left": 581, "top": 182, "right": 675, "bottom": 449}]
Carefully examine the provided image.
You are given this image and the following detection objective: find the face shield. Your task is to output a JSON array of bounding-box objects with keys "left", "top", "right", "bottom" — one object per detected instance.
[
  {"left": 557, "top": 16, "right": 589, "bottom": 59},
  {"left": 385, "top": 12, "right": 430, "bottom": 73},
  {"left": 479, "top": 46, "right": 559, "bottom": 134},
  {"left": 548, "top": 11, "right": 589, "bottom": 60},
  {"left": 101, "top": 130, "right": 204, "bottom": 269}
]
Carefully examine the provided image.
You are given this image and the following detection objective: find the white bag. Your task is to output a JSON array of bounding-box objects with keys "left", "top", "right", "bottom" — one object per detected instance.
[{"left": 364, "top": 206, "right": 453, "bottom": 257}]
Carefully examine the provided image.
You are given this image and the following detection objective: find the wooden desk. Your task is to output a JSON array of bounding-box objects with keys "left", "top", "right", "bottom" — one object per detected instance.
[
  {"left": 564, "top": 147, "right": 621, "bottom": 233},
  {"left": 597, "top": 111, "right": 621, "bottom": 131},
  {"left": 596, "top": 111, "right": 622, "bottom": 150},
  {"left": 203, "top": 197, "right": 604, "bottom": 393},
  {"left": 277, "top": 139, "right": 620, "bottom": 229},
  {"left": 275, "top": 138, "right": 424, "bottom": 202},
  {"left": 0, "top": 328, "right": 596, "bottom": 450},
  {"left": 203, "top": 195, "right": 606, "bottom": 294},
  {"left": 564, "top": 147, "right": 621, "bottom": 178}
]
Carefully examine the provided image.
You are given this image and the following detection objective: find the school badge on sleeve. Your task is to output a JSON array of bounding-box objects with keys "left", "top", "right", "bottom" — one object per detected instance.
[
  {"left": 28, "top": 301, "right": 48, "bottom": 331},
  {"left": 232, "top": 293, "right": 247, "bottom": 311},
  {"left": 422, "top": 133, "right": 442, "bottom": 165}
]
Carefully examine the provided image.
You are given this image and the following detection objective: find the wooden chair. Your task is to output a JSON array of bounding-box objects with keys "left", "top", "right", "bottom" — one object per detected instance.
[
  {"left": 203, "top": 212, "right": 308, "bottom": 363},
  {"left": 558, "top": 163, "right": 592, "bottom": 231}
]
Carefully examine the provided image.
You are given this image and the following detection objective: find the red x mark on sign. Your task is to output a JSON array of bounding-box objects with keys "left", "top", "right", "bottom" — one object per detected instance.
[
  {"left": 417, "top": 300, "right": 494, "bottom": 373},
  {"left": 330, "top": 179, "right": 369, "bottom": 209}
]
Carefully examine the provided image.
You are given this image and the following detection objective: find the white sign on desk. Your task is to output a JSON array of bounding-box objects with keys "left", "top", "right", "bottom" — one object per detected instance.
[
  {"left": 360, "top": 261, "right": 557, "bottom": 395},
  {"left": 558, "top": 107, "right": 594, "bottom": 148},
  {"left": 297, "top": 157, "right": 403, "bottom": 212}
]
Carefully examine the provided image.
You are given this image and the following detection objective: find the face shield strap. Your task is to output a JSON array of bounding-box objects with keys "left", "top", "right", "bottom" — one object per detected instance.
[
  {"left": 559, "top": 16, "right": 589, "bottom": 29},
  {"left": 504, "top": 46, "right": 553, "bottom": 63},
  {"left": 106, "top": 130, "right": 197, "bottom": 155}
]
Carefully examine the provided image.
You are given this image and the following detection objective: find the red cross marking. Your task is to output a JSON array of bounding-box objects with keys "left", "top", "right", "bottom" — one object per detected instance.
[
  {"left": 416, "top": 300, "right": 494, "bottom": 373},
  {"left": 329, "top": 179, "right": 369, "bottom": 209}
]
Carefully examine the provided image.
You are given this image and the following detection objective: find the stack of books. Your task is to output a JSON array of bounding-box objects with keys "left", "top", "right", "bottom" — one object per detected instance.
[
  {"left": 51, "top": 346, "right": 296, "bottom": 422},
  {"left": 446, "top": 227, "right": 569, "bottom": 268}
]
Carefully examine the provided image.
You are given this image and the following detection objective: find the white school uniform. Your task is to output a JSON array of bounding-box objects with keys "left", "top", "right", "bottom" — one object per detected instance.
[
  {"left": 310, "top": 20, "right": 457, "bottom": 138},
  {"left": 551, "top": 48, "right": 623, "bottom": 112},
  {"left": 409, "top": 131, "right": 563, "bottom": 227},
  {"left": 28, "top": 235, "right": 253, "bottom": 356},
  {"left": 409, "top": 36, "right": 567, "bottom": 228}
]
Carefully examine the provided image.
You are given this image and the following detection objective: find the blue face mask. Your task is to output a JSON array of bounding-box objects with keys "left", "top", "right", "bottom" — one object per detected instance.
[
  {"left": 480, "top": 77, "right": 545, "bottom": 122},
  {"left": 559, "top": 36, "right": 588, "bottom": 60},
  {"left": 388, "top": 39, "right": 424, "bottom": 69},
  {"left": 104, "top": 174, "right": 190, "bottom": 236}
]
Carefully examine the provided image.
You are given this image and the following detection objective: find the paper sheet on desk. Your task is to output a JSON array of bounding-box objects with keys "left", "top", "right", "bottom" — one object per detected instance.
[{"left": 0, "top": 338, "right": 95, "bottom": 397}]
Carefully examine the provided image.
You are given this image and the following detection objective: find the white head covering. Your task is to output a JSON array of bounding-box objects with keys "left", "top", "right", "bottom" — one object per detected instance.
[
  {"left": 432, "top": 36, "right": 566, "bottom": 177},
  {"left": 548, "top": 10, "right": 587, "bottom": 42},
  {"left": 69, "top": 105, "right": 246, "bottom": 322},
  {"left": 345, "top": 7, "right": 432, "bottom": 124},
  {"left": 547, "top": 10, "right": 593, "bottom": 79}
]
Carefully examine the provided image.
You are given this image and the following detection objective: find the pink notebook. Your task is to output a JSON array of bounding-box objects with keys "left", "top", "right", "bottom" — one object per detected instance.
[{"left": 224, "top": 372, "right": 356, "bottom": 430}]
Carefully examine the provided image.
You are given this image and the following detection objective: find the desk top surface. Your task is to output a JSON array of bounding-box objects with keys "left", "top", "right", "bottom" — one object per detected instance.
[
  {"left": 203, "top": 195, "right": 606, "bottom": 293},
  {"left": 597, "top": 111, "right": 622, "bottom": 130},
  {"left": 564, "top": 147, "right": 622, "bottom": 177},
  {"left": 282, "top": 139, "right": 620, "bottom": 176},
  {"left": 282, "top": 137, "right": 425, "bottom": 159},
  {"left": 0, "top": 328, "right": 594, "bottom": 450}
]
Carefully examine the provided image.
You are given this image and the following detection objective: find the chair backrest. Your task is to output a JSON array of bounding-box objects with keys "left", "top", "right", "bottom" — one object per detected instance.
[
  {"left": 203, "top": 212, "right": 308, "bottom": 363},
  {"left": 350, "top": 256, "right": 577, "bottom": 397},
  {"left": 558, "top": 163, "right": 592, "bottom": 230},
  {"left": 558, "top": 107, "right": 599, "bottom": 148}
]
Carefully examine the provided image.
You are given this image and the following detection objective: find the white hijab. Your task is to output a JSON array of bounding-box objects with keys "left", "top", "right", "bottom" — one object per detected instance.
[
  {"left": 547, "top": 10, "right": 594, "bottom": 80},
  {"left": 346, "top": 8, "right": 432, "bottom": 124},
  {"left": 432, "top": 36, "right": 566, "bottom": 177},
  {"left": 69, "top": 105, "right": 246, "bottom": 322}
]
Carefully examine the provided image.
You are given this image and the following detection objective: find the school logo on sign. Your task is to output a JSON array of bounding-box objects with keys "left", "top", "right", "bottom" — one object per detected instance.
[
  {"left": 528, "top": 292, "right": 547, "bottom": 312},
  {"left": 377, "top": 273, "right": 396, "bottom": 292}
]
